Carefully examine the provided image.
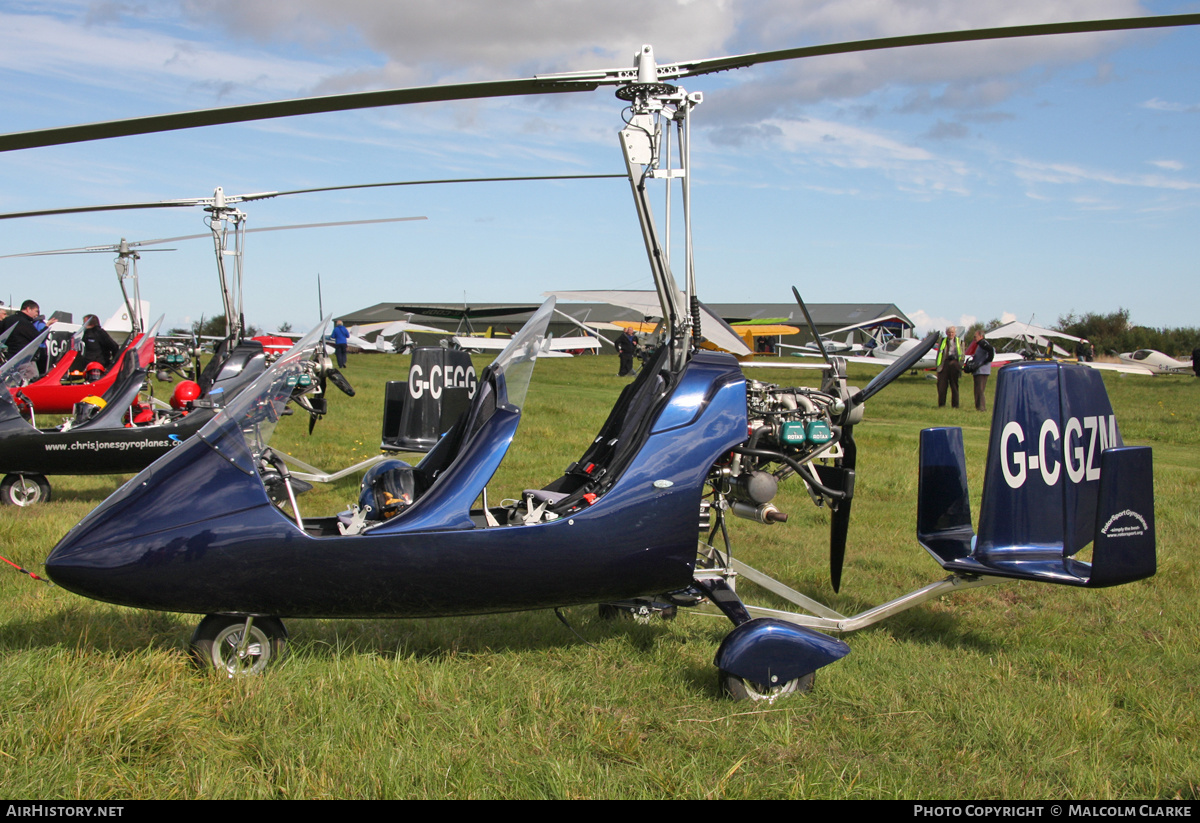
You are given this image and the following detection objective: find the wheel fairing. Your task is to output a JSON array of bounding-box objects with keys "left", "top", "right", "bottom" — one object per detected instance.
[{"left": 714, "top": 618, "right": 851, "bottom": 685}]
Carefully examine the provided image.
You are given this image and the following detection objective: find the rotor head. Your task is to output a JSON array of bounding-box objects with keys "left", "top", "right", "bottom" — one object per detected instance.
[{"left": 615, "top": 45, "right": 678, "bottom": 103}]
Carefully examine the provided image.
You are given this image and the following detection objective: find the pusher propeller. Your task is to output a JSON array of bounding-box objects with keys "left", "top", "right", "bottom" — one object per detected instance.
[
  {"left": 791, "top": 287, "right": 937, "bottom": 592},
  {"left": 299, "top": 347, "right": 356, "bottom": 435}
]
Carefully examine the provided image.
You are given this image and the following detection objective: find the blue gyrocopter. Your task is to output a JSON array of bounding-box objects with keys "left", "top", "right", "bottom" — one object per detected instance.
[{"left": 13, "top": 12, "right": 1181, "bottom": 698}]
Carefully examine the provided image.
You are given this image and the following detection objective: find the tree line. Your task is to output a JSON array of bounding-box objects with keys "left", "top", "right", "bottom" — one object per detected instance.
[{"left": 1054, "top": 309, "right": 1199, "bottom": 358}]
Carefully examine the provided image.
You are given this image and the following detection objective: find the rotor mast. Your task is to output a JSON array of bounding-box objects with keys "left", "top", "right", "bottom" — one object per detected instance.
[
  {"left": 204, "top": 187, "right": 247, "bottom": 345},
  {"left": 617, "top": 45, "right": 703, "bottom": 370},
  {"left": 112, "top": 238, "right": 144, "bottom": 336}
]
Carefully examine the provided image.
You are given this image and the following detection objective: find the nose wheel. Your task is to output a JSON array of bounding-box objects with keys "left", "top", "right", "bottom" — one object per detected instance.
[
  {"left": 189, "top": 614, "right": 287, "bottom": 676},
  {"left": 0, "top": 474, "right": 51, "bottom": 506}
]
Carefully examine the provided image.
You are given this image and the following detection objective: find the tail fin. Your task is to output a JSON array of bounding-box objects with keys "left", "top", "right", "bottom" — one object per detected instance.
[
  {"left": 381, "top": 347, "right": 477, "bottom": 452},
  {"left": 917, "top": 362, "right": 1154, "bottom": 587}
]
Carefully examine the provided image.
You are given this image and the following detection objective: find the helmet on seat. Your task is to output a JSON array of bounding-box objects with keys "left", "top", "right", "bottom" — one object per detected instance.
[
  {"left": 358, "top": 459, "right": 416, "bottom": 521},
  {"left": 170, "top": 380, "right": 201, "bottom": 410}
]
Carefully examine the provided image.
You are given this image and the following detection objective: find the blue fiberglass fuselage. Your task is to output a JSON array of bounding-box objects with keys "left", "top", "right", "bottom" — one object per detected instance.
[{"left": 46, "top": 352, "right": 748, "bottom": 619}]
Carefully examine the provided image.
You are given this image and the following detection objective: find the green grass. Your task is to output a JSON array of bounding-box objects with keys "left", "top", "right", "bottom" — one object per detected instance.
[{"left": 0, "top": 354, "right": 1196, "bottom": 798}]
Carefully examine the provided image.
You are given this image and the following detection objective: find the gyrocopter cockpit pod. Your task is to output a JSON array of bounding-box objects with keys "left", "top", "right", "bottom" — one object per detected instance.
[
  {"left": 194, "top": 298, "right": 555, "bottom": 537},
  {"left": 343, "top": 298, "right": 554, "bottom": 533}
]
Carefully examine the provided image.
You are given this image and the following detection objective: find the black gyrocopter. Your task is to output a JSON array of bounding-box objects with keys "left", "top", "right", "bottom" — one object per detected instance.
[{"left": 4, "top": 12, "right": 1185, "bottom": 698}]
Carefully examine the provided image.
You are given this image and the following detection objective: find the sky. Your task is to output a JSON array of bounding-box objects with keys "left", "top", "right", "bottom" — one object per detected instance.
[{"left": 0, "top": 0, "right": 1196, "bottom": 335}]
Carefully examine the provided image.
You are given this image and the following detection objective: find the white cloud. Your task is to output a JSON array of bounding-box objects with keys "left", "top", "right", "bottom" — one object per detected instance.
[
  {"left": 0, "top": 7, "right": 333, "bottom": 106},
  {"left": 1149, "top": 160, "right": 1184, "bottom": 171},
  {"left": 1010, "top": 158, "right": 1200, "bottom": 191},
  {"left": 1141, "top": 98, "right": 1200, "bottom": 113},
  {"left": 909, "top": 310, "right": 980, "bottom": 335},
  {"left": 765, "top": 117, "right": 972, "bottom": 195}
]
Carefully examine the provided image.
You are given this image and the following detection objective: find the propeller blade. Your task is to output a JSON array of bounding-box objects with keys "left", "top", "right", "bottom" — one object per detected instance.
[
  {"left": 304, "top": 366, "right": 329, "bottom": 436},
  {"left": 853, "top": 331, "right": 940, "bottom": 407},
  {"left": 1, "top": 16, "right": 1196, "bottom": 153},
  {"left": 812, "top": 427, "right": 856, "bottom": 593},
  {"left": 791, "top": 286, "right": 832, "bottom": 368},
  {"left": 327, "top": 369, "right": 355, "bottom": 397}
]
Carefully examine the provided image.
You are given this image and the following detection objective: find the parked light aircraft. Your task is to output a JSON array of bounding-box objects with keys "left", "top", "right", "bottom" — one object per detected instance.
[
  {"left": 452, "top": 334, "right": 600, "bottom": 357},
  {"left": 546, "top": 290, "right": 753, "bottom": 356},
  {"left": 986, "top": 321, "right": 1157, "bottom": 376},
  {"left": 6, "top": 12, "right": 1188, "bottom": 698},
  {"left": 767, "top": 333, "right": 940, "bottom": 372},
  {"left": 782, "top": 314, "right": 914, "bottom": 358},
  {"left": 347, "top": 320, "right": 446, "bottom": 354},
  {"left": 1117, "top": 349, "right": 1195, "bottom": 376},
  {"left": 609, "top": 319, "right": 795, "bottom": 356}
]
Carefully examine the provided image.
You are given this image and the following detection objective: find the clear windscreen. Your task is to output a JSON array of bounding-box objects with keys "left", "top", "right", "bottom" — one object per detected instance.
[
  {"left": 134, "top": 316, "right": 164, "bottom": 366},
  {"left": 198, "top": 319, "right": 329, "bottom": 471},
  {"left": 0, "top": 327, "right": 53, "bottom": 392},
  {"left": 491, "top": 297, "right": 554, "bottom": 410}
]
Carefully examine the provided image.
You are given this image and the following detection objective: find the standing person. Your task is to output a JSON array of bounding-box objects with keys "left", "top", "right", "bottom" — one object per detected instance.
[
  {"left": 0, "top": 300, "right": 55, "bottom": 363},
  {"left": 331, "top": 320, "right": 351, "bottom": 369},
  {"left": 935, "top": 326, "right": 962, "bottom": 408},
  {"left": 615, "top": 327, "right": 637, "bottom": 377},
  {"left": 80, "top": 314, "right": 120, "bottom": 372},
  {"left": 965, "top": 329, "right": 995, "bottom": 412}
]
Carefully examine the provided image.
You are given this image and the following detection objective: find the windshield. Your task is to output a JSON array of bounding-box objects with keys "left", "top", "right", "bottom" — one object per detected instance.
[
  {"left": 490, "top": 297, "right": 554, "bottom": 411},
  {"left": 135, "top": 316, "right": 163, "bottom": 364},
  {"left": 198, "top": 319, "right": 329, "bottom": 473},
  {"left": 0, "top": 327, "right": 53, "bottom": 423},
  {"left": 0, "top": 327, "right": 53, "bottom": 392}
]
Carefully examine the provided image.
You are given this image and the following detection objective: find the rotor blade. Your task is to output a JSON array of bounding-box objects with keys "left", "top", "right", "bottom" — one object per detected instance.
[
  {"left": 0, "top": 246, "right": 174, "bottom": 259},
  {"left": 0, "top": 174, "right": 624, "bottom": 222},
  {"left": 0, "top": 201, "right": 198, "bottom": 220},
  {"left": 790, "top": 286, "right": 831, "bottom": 368},
  {"left": 853, "top": 331, "right": 940, "bottom": 407},
  {"left": 0, "top": 217, "right": 427, "bottom": 258},
  {"left": 133, "top": 215, "right": 430, "bottom": 246},
  {"left": 254, "top": 173, "right": 625, "bottom": 201},
  {"left": 661, "top": 14, "right": 1200, "bottom": 81},
  {"left": 1, "top": 15, "right": 1195, "bottom": 154},
  {"left": 0, "top": 78, "right": 595, "bottom": 153}
]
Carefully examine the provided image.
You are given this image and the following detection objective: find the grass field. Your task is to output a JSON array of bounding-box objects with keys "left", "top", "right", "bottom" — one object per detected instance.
[{"left": 0, "top": 352, "right": 1196, "bottom": 799}]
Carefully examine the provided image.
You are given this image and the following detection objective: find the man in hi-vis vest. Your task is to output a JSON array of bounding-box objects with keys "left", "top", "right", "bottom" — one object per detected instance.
[{"left": 936, "top": 326, "right": 962, "bottom": 408}]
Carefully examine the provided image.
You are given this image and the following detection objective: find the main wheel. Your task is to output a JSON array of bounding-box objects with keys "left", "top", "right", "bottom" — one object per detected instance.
[
  {"left": 0, "top": 474, "right": 51, "bottom": 506},
  {"left": 189, "top": 615, "right": 287, "bottom": 677},
  {"left": 598, "top": 602, "right": 677, "bottom": 623},
  {"left": 719, "top": 669, "right": 814, "bottom": 703}
]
